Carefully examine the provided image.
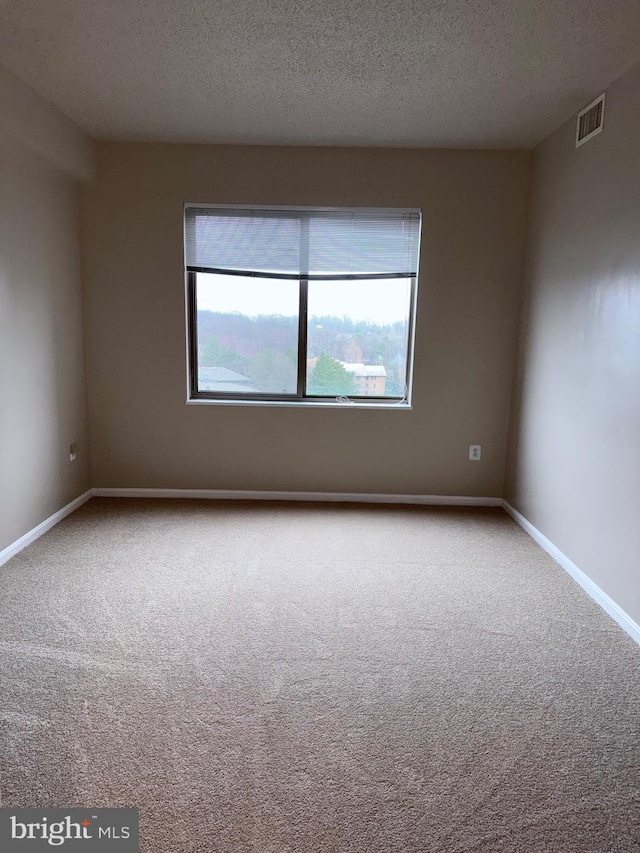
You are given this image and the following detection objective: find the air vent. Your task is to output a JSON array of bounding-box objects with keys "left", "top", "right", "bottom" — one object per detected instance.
[{"left": 575, "top": 93, "right": 605, "bottom": 148}]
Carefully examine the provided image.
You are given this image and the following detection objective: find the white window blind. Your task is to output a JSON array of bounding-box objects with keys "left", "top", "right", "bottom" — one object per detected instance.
[{"left": 185, "top": 207, "right": 421, "bottom": 278}]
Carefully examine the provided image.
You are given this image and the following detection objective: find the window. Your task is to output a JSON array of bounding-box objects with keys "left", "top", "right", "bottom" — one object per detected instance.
[{"left": 185, "top": 205, "right": 421, "bottom": 406}]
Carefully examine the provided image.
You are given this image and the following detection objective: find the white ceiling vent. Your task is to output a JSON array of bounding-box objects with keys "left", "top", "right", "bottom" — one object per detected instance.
[{"left": 575, "top": 93, "right": 605, "bottom": 148}]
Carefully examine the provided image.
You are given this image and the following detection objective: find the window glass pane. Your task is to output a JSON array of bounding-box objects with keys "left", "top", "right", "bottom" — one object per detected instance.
[
  {"left": 196, "top": 273, "right": 299, "bottom": 395},
  {"left": 306, "top": 279, "right": 411, "bottom": 398}
]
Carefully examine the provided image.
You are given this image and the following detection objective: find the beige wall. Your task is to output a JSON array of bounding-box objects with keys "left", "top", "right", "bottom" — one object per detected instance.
[
  {"left": 80, "top": 144, "right": 530, "bottom": 496},
  {"left": 506, "top": 62, "right": 640, "bottom": 626},
  {"left": 0, "top": 65, "right": 93, "bottom": 552}
]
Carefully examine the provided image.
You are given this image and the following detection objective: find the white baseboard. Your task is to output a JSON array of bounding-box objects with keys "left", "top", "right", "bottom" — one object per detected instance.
[
  {"left": 92, "top": 487, "right": 503, "bottom": 507},
  {"left": 0, "top": 489, "right": 93, "bottom": 568},
  {"left": 502, "top": 501, "right": 640, "bottom": 647}
]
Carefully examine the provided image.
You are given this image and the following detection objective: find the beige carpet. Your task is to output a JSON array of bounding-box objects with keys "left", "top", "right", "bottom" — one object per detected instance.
[{"left": 0, "top": 499, "right": 638, "bottom": 852}]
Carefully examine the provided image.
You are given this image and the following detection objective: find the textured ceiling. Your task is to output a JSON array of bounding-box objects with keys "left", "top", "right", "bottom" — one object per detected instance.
[{"left": 1, "top": 0, "right": 640, "bottom": 149}]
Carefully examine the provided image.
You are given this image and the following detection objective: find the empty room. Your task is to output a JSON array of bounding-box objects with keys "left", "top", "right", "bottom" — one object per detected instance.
[{"left": 1, "top": 2, "right": 639, "bottom": 851}]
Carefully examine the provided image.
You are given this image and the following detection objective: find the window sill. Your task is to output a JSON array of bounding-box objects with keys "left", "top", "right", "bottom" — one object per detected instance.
[{"left": 186, "top": 398, "right": 412, "bottom": 410}]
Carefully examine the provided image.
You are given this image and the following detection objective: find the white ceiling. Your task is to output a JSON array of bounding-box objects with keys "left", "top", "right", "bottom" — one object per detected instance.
[{"left": 1, "top": 0, "right": 640, "bottom": 149}]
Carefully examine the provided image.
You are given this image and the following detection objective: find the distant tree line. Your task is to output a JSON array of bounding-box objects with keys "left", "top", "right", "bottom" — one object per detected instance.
[{"left": 197, "top": 310, "right": 407, "bottom": 394}]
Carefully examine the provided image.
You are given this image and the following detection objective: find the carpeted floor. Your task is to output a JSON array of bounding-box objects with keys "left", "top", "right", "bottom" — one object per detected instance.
[{"left": 0, "top": 498, "right": 638, "bottom": 852}]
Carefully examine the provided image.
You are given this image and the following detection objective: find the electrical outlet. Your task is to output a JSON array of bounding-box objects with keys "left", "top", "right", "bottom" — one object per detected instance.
[
  {"left": 469, "top": 444, "right": 481, "bottom": 461},
  {"left": 69, "top": 442, "right": 78, "bottom": 462}
]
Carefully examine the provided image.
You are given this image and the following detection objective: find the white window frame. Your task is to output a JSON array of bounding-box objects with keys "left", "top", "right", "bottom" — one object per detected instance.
[{"left": 184, "top": 204, "right": 421, "bottom": 409}]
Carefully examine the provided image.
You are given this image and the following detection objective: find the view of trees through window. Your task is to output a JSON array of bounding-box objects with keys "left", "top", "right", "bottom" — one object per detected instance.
[{"left": 195, "top": 273, "right": 411, "bottom": 398}]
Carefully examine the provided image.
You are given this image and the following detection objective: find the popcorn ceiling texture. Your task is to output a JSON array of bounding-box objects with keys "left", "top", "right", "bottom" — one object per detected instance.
[
  {"left": 0, "top": 499, "right": 638, "bottom": 852},
  {"left": 1, "top": 0, "right": 640, "bottom": 147}
]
